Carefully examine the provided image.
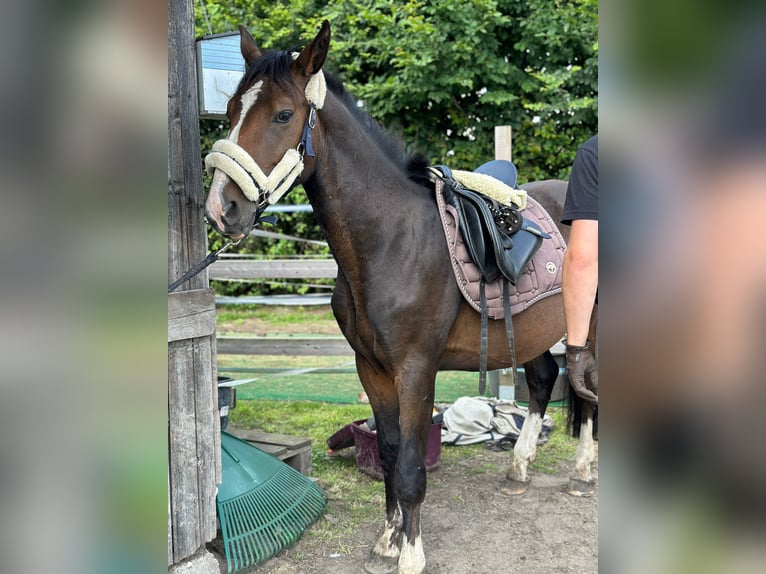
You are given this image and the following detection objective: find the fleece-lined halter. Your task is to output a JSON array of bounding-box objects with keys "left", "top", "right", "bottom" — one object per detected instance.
[{"left": 204, "top": 67, "right": 327, "bottom": 208}]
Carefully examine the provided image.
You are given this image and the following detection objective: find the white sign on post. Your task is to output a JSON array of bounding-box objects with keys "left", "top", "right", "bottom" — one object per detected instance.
[{"left": 196, "top": 32, "right": 245, "bottom": 119}]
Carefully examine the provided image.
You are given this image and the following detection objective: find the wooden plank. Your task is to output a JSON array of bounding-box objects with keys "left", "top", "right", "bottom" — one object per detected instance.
[
  {"left": 168, "top": 339, "right": 201, "bottom": 562},
  {"left": 494, "top": 125, "right": 513, "bottom": 161},
  {"left": 168, "top": 471, "right": 172, "bottom": 566},
  {"left": 168, "top": 0, "right": 208, "bottom": 293},
  {"left": 192, "top": 336, "right": 218, "bottom": 543},
  {"left": 231, "top": 428, "right": 311, "bottom": 449},
  {"left": 168, "top": 289, "right": 216, "bottom": 342},
  {"left": 169, "top": 0, "right": 219, "bottom": 564},
  {"left": 211, "top": 336, "right": 222, "bottom": 486},
  {"left": 217, "top": 336, "right": 354, "bottom": 356},
  {"left": 229, "top": 429, "right": 313, "bottom": 475},
  {"left": 244, "top": 442, "right": 288, "bottom": 457},
  {"left": 209, "top": 259, "right": 338, "bottom": 280}
]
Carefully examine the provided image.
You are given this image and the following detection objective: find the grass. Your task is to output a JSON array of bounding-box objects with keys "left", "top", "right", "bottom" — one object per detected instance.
[
  {"left": 216, "top": 304, "right": 336, "bottom": 331},
  {"left": 219, "top": 354, "right": 507, "bottom": 403},
  {"left": 216, "top": 304, "right": 333, "bottom": 323}
]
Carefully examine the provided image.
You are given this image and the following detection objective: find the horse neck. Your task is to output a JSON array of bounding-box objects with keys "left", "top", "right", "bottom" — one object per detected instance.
[{"left": 302, "top": 95, "right": 431, "bottom": 258}]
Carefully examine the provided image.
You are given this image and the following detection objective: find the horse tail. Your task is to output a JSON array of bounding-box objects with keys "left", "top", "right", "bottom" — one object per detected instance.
[
  {"left": 566, "top": 380, "right": 598, "bottom": 440},
  {"left": 565, "top": 379, "right": 582, "bottom": 438}
]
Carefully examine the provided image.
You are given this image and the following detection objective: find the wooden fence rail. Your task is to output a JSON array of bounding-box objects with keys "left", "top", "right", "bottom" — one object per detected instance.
[
  {"left": 209, "top": 258, "right": 338, "bottom": 280},
  {"left": 217, "top": 336, "right": 354, "bottom": 356}
]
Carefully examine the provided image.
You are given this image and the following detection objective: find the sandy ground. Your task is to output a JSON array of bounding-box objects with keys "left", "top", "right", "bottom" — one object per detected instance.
[{"left": 211, "top": 445, "right": 598, "bottom": 573}]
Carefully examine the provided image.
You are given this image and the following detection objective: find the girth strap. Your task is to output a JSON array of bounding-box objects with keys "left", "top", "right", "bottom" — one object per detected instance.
[
  {"left": 502, "top": 278, "right": 518, "bottom": 389},
  {"left": 479, "top": 278, "right": 489, "bottom": 395},
  {"left": 477, "top": 278, "right": 519, "bottom": 395}
]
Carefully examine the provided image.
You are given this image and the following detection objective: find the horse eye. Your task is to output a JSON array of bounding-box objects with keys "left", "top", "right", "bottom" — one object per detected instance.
[{"left": 274, "top": 110, "right": 293, "bottom": 124}]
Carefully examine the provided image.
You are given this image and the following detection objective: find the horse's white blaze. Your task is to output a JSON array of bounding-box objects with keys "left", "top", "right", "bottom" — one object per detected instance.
[
  {"left": 228, "top": 81, "right": 263, "bottom": 143},
  {"left": 398, "top": 531, "right": 425, "bottom": 574},
  {"left": 510, "top": 412, "right": 543, "bottom": 482},
  {"left": 573, "top": 417, "right": 596, "bottom": 482}
]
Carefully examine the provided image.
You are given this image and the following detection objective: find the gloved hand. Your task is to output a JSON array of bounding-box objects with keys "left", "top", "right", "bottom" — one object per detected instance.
[{"left": 565, "top": 341, "right": 598, "bottom": 404}]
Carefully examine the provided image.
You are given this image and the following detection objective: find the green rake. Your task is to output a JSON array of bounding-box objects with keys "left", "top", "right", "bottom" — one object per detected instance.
[{"left": 218, "top": 431, "right": 327, "bottom": 573}]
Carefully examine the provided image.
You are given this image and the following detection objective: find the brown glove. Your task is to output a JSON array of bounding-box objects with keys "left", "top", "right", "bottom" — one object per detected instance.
[{"left": 565, "top": 341, "right": 598, "bottom": 404}]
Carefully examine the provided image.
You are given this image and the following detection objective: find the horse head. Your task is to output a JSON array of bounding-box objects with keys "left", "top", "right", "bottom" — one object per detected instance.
[{"left": 204, "top": 22, "right": 331, "bottom": 239}]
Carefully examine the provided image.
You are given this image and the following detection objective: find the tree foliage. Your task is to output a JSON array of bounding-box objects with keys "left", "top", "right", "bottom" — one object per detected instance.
[{"left": 194, "top": 0, "right": 597, "bottom": 294}]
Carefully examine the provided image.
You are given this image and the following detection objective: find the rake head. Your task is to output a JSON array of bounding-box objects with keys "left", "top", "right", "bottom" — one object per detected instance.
[{"left": 218, "top": 431, "right": 327, "bottom": 573}]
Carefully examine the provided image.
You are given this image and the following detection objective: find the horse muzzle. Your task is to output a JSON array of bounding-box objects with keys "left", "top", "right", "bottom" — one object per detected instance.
[{"left": 204, "top": 168, "right": 260, "bottom": 239}]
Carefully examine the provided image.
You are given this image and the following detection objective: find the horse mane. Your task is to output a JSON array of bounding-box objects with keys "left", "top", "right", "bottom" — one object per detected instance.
[
  {"left": 322, "top": 73, "right": 431, "bottom": 185},
  {"left": 235, "top": 49, "right": 296, "bottom": 93},
  {"left": 236, "top": 49, "right": 432, "bottom": 189}
]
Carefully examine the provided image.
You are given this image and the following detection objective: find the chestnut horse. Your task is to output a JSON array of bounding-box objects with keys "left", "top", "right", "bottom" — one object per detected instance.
[{"left": 204, "top": 21, "right": 597, "bottom": 574}]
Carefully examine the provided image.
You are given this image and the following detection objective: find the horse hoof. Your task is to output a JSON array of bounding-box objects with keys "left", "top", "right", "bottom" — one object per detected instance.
[
  {"left": 500, "top": 477, "right": 531, "bottom": 496},
  {"left": 566, "top": 478, "right": 595, "bottom": 497},
  {"left": 364, "top": 553, "right": 399, "bottom": 574}
]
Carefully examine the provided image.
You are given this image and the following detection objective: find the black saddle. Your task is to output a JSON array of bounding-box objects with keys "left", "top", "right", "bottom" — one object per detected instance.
[
  {"left": 435, "top": 163, "right": 549, "bottom": 284},
  {"left": 475, "top": 159, "right": 518, "bottom": 188}
]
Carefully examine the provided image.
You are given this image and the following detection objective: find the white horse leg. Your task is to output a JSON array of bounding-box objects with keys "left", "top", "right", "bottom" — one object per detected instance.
[
  {"left": 567, "top": 416, "right": 597, "bottom": 496},
  {"left": 365, "top": 505, "right": 403, "bottom": 574},
  {"left": 372, "top": 505, "right": 402, "bottom": 556},
  {"left": 503, "top": 412, "right": 543, "bottom": 494},
  {"left": 397, "top": 529, "right": 425, "bottom": 574}
]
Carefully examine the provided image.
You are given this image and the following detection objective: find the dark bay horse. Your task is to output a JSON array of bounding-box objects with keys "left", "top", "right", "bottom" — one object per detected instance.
[{"left": 204, "top": 21, "right": 596, "bottom": 574}]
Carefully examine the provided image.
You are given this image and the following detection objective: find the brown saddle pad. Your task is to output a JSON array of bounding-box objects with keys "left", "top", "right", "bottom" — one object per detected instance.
[{"left": 434, "top": 179, "right": 566, "bottom": 319}]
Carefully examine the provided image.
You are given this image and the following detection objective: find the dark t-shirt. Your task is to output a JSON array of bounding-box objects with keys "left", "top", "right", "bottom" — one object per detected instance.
[{"left": 561, "top": 135, "right": 598, "bottom": 225}]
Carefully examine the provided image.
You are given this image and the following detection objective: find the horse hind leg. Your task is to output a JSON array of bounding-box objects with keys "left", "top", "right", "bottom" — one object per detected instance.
[
  {"left": 567, "top": 399, "right": 598, "bottom": 496},
  {"left": 566, "top": 311, "right": 598, "bottom": 496},
  {"left": 502, "top": 351, "right": 559, "bottom": 495}
]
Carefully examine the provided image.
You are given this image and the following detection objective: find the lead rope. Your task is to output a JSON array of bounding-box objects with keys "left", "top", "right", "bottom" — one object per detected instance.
[{"left": 168, "top": 238, "right": 241, "bottom": 293}]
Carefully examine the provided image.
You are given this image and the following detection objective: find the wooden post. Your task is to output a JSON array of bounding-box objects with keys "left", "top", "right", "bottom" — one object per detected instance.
[
  {"left": 494, "top": 125, "right": 512, "bottom": 161},
  {"left": 493, "top": 125, "right": 513, "bottom": 400},
  {"left": 168, "top": 0, "right": 220, "bottom": 566},
  {"left": 168, "top": 0, "right": 207, "bottom": 289}
]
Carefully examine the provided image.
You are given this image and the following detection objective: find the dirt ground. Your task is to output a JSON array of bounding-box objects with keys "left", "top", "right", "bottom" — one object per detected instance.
[{"left": 211, "top": 445, "right": 598, "bottom": 573}]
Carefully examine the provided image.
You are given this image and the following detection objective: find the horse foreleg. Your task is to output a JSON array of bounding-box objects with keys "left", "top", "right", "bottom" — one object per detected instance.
[
  {"left": 367, "top": 434, "right": 405, "bottom": 573},
  {"left": 393, "top": 367, "right": 436, "bottom": 574},
  {"left": 395, "top": 456, "right": 427, "bottom": 574},
  {"left": 356, "top": 357, "right": 404, "bottom": 574},
  {"left": 568, "top": 402, "right": 597, "bottom": 496}
]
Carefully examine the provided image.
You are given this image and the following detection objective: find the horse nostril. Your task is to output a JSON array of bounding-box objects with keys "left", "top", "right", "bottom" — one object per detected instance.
[{"left": 221, "top": 200, "right": 239, "bottom": 224}]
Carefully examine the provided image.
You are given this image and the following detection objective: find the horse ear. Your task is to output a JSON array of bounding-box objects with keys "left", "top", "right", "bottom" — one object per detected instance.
[
  {"left": 294, "top": 20, "right": 331, "bottom": 76},
  {"left": 238, "top": 25, "right": 262, "bottom": 67}
]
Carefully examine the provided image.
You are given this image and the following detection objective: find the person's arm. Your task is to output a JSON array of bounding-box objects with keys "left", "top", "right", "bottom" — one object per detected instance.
[
  {"left": 563, "top": 219, "right": 598, "bottom": 403},
  {"left": 563, "top": 219, "right": 598, "bottom": 346}
]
